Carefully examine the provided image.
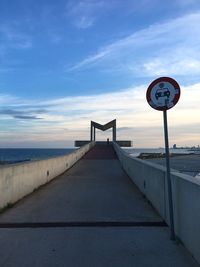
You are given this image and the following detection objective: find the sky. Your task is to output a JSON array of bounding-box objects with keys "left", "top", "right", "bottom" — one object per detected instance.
[{"left": 0, "top": 0, "right": 200, "bottom": 148}]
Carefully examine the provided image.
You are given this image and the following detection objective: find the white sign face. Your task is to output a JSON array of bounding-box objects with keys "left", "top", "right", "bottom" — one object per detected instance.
[{"left": 146, "top": 77, "right": 181, "bottom": 111}]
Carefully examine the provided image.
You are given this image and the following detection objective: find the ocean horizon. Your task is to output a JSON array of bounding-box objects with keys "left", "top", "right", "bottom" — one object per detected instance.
[
  {"left": 0, "top": 148, "right": 77, "bottom": 165},
  {"left": 0, "top": 146, "right": 198, "bottom": 165}
]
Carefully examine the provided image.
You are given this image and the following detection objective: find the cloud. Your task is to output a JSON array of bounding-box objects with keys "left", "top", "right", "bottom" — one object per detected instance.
[
  {"left": 0, "top": 108, "right": 46, "bottom": 120},
  {"left": 0, "top": 94, "right": 20, "bottom": 105},
  {"left": 118, "top": 127, "right": 134, "bottom": 131},
  {"left": 66, "top": 0, "right": 110, "bottom": 29},
  {"left": 74, "top": 15, "right": 94, "bottom": 29},
  {"left": 143, "top": 58, "right": 200, "bottom": 76},
  {"left": 0, "top": 22, "right": 32, "bottom": 71},
  {"left": 68, "top": 12, "right": 200, "bottom": 78},
  {"left": 0, "top": 23, "right": 32, "bottom": 52},
  {"left": 1, "top": 81, "right": 200, "bottom": 147},
  {"left": 13, "top": 115, "right": 42, "bottom": 120}
]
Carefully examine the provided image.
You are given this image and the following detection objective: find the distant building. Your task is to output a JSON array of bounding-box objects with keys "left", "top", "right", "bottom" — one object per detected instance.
[{"left": 173, "top": 144, "right": 177, "bottom": 149}]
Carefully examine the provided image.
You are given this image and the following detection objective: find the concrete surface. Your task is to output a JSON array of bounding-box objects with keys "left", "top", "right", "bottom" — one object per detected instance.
[
  {"left": 0, "top": 159, "right": 160, "bottom": 223},
  {"left": 0, "top": 144, "right": 198, "bottom": 267},
  {"left": 113, "top": 142, "right": 200, "bottom": 265},
  {"left": 0, "top": 228, "right": 198, "bottom": 267}
]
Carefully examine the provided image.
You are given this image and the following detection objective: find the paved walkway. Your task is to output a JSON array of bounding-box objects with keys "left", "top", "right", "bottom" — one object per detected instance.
[{"left": 0, "top": 145, "right": 198, "bottom": 266}]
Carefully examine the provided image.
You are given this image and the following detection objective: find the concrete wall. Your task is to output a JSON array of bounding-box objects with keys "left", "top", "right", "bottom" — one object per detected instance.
[
  {"left": 113, "top": 142, "right": 200, "bottom": 264},
  {"left": 75, "top": 140, "right": 132, "bottom": 147},
  {"left": 0, "top": 142, "right": 95, "bottom": 210}
]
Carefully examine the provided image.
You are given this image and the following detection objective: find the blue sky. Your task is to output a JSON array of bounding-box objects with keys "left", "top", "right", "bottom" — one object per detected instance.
[{"left": 1, "top": 0, "right": 200, "bottom": 147}]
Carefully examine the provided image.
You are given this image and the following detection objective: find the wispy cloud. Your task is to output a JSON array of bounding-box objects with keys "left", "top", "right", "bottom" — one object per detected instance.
[
  {"left": 0, "top": 107, "right": 46, "bottom": 120},
  {"left": 66, "top": 0, "right": 110, "bottom": 29},
  {"left": 0, "top": 23, "right": 32, "bottom": 51},
  {"left": 68, "top": 12, "right": 200, "bottom": 78},
  {"left": 0, "top": 94, "right": 20, "bottom": 105},
  {"left": 143, "top": 57, "right": 200, "bottom": 76},
  {"left": 0, "top": 22, "right": 32, "bottom": 73},
  {"left": 13, "top": 115, "right": 42, "bottom": 120}
]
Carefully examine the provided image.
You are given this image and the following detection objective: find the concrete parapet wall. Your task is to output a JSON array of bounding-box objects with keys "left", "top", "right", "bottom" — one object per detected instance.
[
  {"left": 0, "top": 142, "right": 95, "bottom": 210},
  {"left": 75, "top": 140, "right": 132, "bottom": 147},
  {"left": 113, "top": 142, "right": 200, "bottom": 264}
]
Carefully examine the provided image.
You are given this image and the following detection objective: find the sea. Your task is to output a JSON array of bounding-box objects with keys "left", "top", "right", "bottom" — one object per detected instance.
[
  {"left": 0, "top": 148, "right": 76, "bottom": 165},
  {"left": 0, "top": 147, "right": 198, "bottom": 165}
]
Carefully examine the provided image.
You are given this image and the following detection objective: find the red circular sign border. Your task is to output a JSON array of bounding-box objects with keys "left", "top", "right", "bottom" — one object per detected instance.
[{"left": 146, "top": 77, "right": 181, "bottom": 111}]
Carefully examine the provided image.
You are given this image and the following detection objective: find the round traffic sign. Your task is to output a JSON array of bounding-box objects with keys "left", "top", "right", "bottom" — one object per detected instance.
[{"left": 146, "top": 77, "right": 181, "bottom": 111}]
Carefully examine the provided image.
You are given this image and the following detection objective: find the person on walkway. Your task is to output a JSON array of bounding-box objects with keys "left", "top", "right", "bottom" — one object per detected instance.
[{"left": 107, "top": 138, "right": 109, "bottom": 145}]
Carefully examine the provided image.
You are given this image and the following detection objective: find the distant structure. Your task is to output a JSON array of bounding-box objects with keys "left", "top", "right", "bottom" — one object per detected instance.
[
  {"left": 75, "top": 119, "right": 132, "bottom": 147},
  {"left": 173, "top": 144, "right": 177, "bottom": 149},
  {"left": 90, "top": 119, "right": 116, "bottom": 142}
]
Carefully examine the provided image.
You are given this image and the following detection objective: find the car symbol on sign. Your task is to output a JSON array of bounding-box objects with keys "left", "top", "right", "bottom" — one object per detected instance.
[{"left": 155, "top": 88, "right": 170, "bottom": 100}]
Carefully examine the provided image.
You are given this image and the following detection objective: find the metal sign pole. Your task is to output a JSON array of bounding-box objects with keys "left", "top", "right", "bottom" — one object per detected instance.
[
  {"left": 146, "top": 77, "right": 180, "bottom": 240},
  {"left": 163, "top": 110, "right": 175, "bottom": 240}
]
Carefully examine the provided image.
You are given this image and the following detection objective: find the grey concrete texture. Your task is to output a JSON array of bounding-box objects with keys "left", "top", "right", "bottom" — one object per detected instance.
[
  {"left": 0, "top": 227, "right": 198, "bottom": 267},
  {"left": 0, "top": 159, "right": 160, "bottom": 222}
]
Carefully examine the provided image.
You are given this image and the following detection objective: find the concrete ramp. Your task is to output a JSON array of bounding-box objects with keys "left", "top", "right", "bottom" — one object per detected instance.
[
  {"left": 0, "top": 144, "right": 198, "bottom": 267},
  {"left": 82, "top": 144, "right": 117, "bottom": 159}
]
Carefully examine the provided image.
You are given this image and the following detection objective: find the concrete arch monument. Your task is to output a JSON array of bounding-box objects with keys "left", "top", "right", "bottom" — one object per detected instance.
[
  {"left": 90, "top": 119, "right": 116, "bottom": 141},
  {"left": 75, "top": 119, "right": 132, "bottom": 147}
]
